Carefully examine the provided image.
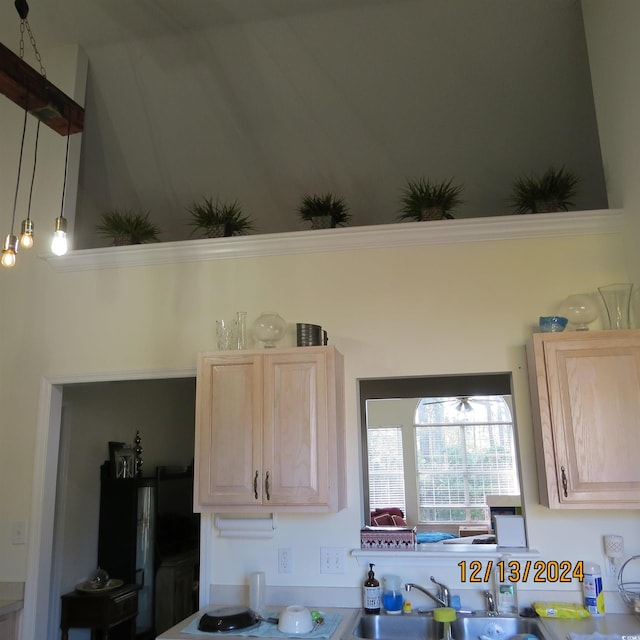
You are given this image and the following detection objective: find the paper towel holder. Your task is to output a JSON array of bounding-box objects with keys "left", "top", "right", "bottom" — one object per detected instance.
[{"left": 214, "top": 514, "right": 278, "bottom": 538}]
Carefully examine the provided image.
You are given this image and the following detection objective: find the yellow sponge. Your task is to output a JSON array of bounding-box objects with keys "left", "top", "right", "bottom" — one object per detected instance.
[{"left": 433, "top": 607, "right": 456, "bottom": 623}]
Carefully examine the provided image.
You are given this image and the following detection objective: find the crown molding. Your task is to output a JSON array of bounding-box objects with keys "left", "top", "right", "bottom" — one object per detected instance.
[{"left": 43, "top": 209, "right": 624, "bottom": 273}]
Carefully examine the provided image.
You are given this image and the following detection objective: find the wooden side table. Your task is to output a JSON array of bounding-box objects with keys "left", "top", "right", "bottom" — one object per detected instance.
[{"left": 60, "top": 583, "right": 139, "bottom": 640}]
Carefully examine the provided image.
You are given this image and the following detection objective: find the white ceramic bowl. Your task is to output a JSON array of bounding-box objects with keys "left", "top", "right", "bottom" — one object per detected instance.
[{"left": 278, "top": 605, "right": 314, "bottom": 635}]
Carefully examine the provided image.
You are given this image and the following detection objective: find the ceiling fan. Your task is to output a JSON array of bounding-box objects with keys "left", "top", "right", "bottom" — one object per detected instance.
[{"left": 419, "top": 396, "right": 496, "bottom": 413}]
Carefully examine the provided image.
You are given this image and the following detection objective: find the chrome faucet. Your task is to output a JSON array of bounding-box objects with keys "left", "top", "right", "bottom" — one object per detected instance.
[
  {"left": 405, "top": 576, "right": 451, "bottom": 607},
  {"left": 484, "top": 590, "right": 497, "bottom": 615}
]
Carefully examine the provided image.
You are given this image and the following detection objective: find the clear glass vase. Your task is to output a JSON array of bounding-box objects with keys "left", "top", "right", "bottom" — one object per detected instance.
[
  {"left": 236, "top": 311, "right": 247, "bottom": 349},
  {"left": 557, "top": 294, "right": 599, "bottom": 330},
  {"left": 252, "top": 312, "right": 287, "bottom": 348},
  {"left": 598, "top": 283, "right": 633, "bottom": 330}
]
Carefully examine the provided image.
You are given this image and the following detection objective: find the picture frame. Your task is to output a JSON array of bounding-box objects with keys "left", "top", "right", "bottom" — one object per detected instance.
[
  {"left": 108, "top": 441, "right": 135, "bottom": 479},
  {"left": 114, "top": 446, "right": 136, "bottom": 479}
]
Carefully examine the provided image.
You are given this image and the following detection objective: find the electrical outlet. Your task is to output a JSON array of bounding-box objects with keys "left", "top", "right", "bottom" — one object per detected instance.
[
  {"left": 320, "top": 546, "right": 344, "bottom": 574},
  {"left": 278, "top": 547, "right": 292, "bottom": 573},
  {"left": 12, "top": 521, "right": 26, "bottom": 545},
  {"left": 604, "top": 556, "right": 618, "bottom": 577}
]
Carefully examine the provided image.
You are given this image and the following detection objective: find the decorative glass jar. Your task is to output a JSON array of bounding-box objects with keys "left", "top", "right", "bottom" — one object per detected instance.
[{"left": 252, "top": 312, "right": 287, "bottom": 348}]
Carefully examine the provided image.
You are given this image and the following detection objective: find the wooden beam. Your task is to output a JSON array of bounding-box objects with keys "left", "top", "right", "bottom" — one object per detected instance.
[{"left": 0, "top": 41, "right": 84, "bottom": 135}]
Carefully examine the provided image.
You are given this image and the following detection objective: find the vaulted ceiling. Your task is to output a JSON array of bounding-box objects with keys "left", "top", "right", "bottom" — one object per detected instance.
[
  {"left": 0, "top": 1, "right": 392, "bottom": 48},
  {"left": 0, "top": 1, "right": 609, "bottom": 250}
]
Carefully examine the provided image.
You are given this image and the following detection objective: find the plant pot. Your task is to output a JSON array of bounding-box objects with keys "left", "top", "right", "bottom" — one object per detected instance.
[
  {"left": 206, "top": 224, "right": 226, "bottom": 238},
  {"left": 310, "top": 215, "right": 333, "bottom": 229},
  {"left": 420, "top": 207, "right": 445, "bottom": 221},
  {"left": 113, "top": 235, "right": 133, "bottom": 246},
  {"left": 532, "top": 199, "right": 560, "bottom": 213}
]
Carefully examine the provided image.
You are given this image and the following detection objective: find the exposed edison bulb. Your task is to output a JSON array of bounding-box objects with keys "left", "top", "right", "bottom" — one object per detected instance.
[
  {"left": 51, "top": 215, "right": 68, "bottom": 256},
  {"left": 1, "top": 234, "right": 18, "bottom": 268},
  {"left": 20, "top": 218, "right": 34, "bottom": 249}
]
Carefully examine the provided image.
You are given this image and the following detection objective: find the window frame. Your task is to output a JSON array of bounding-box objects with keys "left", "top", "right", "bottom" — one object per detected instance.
[{"left": 359, "top": 373, "right": 516, "bottom": 527}]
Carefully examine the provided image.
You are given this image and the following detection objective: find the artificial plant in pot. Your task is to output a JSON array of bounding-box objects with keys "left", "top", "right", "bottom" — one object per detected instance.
[
  {"left": 397, "top": 177, "right": 463, "bottom": 221},
  {"left": 186, "top": 196, "right": 255, "bottom": 238},
  {"left": 510, "top": 166, "right": 579, "bottom": 214},
  {"left": 96, "top": 209, "right": 161, "bottom": 245},
  {"left": 297, "top": 193, "right": 351, "bottom": 229}
]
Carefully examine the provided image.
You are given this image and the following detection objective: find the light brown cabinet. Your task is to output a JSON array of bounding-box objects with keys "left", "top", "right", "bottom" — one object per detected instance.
[
  {"left": 194, "top": 346, "right": 345, "bottom": 512},
  {"left": 527, "top": 329, "right": 640, "bottom": 508}
]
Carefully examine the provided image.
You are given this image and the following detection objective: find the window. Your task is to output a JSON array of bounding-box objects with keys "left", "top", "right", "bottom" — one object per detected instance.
[
  {"left": 367, "top": 426, "right": 406, "bottom": 515},
  {"left": 360, "top": 374, "right": 522, "bottom": 528},
  {"left": 415, "top": 396, "right": 519, "bottom": 524}
]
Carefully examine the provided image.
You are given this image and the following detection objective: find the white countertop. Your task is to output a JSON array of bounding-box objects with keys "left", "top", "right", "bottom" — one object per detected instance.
[
  {"left": 156, "top": 606, "right": 640, "bottom": 640},
  {"left": 539, "top": 613, "right": 640, "bottom": 638},
  {"left": 157, "top": 607, "right": 358, "bottom": 640}
]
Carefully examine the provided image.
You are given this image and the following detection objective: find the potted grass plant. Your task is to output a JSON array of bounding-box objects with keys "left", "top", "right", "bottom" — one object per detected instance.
[
  {"left": 397, "top": 178, "right": 463, "bottom": 221},
  {"left": 297, "top": 193, "right": 351, "bottom": 229},
  {"left": 96, "top": 209, "right": 161, "bottom": 245},
  {"left": 510, "top": 166, "right": 579, "bottom": 214},
  {"left": 187, "top": 196, "right": 255, "bottom": 238}
]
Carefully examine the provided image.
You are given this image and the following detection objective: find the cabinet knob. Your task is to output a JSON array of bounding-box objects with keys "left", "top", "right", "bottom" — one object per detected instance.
[
  {"left": 265, "top": 471, "right": 271, "bottom": 501},
  {"left": 560, "top": 465, "right": 568, "bottom": 497},
  {"left": 254, "top": 470, "right": 259, "bottom": 500}
]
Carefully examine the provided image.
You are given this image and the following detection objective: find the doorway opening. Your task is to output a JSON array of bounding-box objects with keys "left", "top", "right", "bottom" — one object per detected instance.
[{"left": 22, "top": 368, "right": 197, "bottom": 640}]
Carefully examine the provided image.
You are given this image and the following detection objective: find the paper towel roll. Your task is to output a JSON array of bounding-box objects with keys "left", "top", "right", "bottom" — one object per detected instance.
[{"left": 249, "top": 571, "right": 266, "bottom": 612}]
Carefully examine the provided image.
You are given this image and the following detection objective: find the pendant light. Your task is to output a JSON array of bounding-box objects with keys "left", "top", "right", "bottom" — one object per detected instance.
[
  {"left": 51, "top": 118, "right": 71, "bottom": 256},
  {"left": 1, "top": 92, "right": 29, "bottom": 268},
  {"left": 1, "top": 0, "right": 85, "bottom": 263},
  {"left": 19, "top": 119, "right": 40, "bottom": 249}
]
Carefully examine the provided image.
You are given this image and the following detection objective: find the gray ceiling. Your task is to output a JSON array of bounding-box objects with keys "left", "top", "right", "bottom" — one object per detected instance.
[
  {"left": 0, "top": 0, "right": 395, "bottom": 48},
  {"left": 1, "top": 1, "right": 608, "bottom": 250}
]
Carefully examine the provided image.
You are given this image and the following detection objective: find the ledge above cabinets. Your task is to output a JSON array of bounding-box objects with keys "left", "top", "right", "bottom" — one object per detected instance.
[{"left": 45, "top": 209, "right": 622, "bottom": 273}]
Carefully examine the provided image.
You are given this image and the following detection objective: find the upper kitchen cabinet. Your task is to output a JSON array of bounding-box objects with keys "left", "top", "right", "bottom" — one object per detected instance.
[
  {"left": 527, "top": 330, "right": 640, "bottom": 509},
  {"left": 194, "top": 346, "right": 346, "bottom": 513}
]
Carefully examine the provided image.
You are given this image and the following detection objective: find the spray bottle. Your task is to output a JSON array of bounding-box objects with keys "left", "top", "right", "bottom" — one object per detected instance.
[{"left": 582, "top": 562, "right": 605, "bottom": 615}]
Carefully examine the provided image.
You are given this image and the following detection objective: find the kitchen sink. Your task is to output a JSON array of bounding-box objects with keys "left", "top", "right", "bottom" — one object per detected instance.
[
  {"left": 350, "top": 613, "right": 547, "bottom": 640},
  {"left": 452, "top": 616, "right": 544, "bottom": 640},
  {"left": 351, "top": 613, "right": 434, "bottom": 640}
]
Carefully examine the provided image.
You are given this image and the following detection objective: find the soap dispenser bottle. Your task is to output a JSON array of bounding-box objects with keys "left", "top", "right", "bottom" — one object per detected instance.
[{"left": 363, "top": 563, "right": 381, "bottom": 614}]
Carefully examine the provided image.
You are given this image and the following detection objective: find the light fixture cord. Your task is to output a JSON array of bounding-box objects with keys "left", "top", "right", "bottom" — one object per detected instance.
[
  {"left": 11, "top": 92, "right": 30, "bottom": 235},
  {"left": 26, "top": 120, "right": 41, "bottom": 222},
  {"left": 60, "top": 117, "right": 72, "bottom": 215}
]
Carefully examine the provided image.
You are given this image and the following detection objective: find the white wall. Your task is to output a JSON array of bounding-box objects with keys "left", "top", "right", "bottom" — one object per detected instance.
[
  {"left": 582, "top": 0, "right": 640, "bottom": 283},
  {"left": 2, "top": 223, "right": 640, "bottom": 620},
  {"left": 73, "top": 0, "right": 607, "bottom": 247}
]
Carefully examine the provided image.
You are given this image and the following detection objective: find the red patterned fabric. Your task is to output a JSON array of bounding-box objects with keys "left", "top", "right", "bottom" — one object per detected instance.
[{"left": 370, "top": 507, "right": 405, "bottom": 525}]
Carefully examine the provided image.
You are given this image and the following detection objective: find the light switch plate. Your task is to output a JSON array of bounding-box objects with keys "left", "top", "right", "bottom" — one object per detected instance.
[{"left": 12, "top": 521, "right": 26, "bottom": 545}]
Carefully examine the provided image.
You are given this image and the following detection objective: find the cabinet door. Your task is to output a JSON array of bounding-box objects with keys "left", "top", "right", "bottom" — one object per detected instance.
[
  {"left": 195, "top": 354, "right": 263, "bottom": 507},
  {"left": 262, "top": 350, "right": 329, "bottom": 506},
  {"left": 529, "top": 330, "right": 640, "bottom": 508}
]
